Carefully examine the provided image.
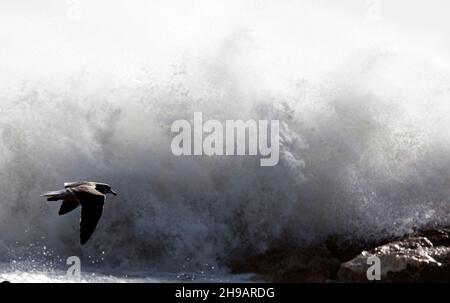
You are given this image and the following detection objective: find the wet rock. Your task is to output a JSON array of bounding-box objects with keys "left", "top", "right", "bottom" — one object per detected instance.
[
  {"left": 230, "top": 226, "right": 450, "bottom": 282},
  {"left": 415, "top": 227, "right": 450, "bottom": 247},
  {"left": 338, "top": 236, "right": 450, "bottom": 282}
]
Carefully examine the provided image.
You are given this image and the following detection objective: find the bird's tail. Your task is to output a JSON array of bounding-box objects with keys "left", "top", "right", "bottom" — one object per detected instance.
[{"left": 40, "top": 189, "right": 69, "bottom": 201}]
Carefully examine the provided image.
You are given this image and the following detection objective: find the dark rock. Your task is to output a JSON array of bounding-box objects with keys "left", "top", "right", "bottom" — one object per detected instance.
[
  {"left": 338, "top": 236, "right": 450, "bottom": 282},
  {"left": 415, "top": 228, "right": 450, "bottom": 247},
  {"left": 230, "top": 226, "right": 450, "bottom": 282}
]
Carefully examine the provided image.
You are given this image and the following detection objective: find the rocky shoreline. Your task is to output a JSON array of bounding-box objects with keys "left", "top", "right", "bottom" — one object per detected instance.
[{"left": 230, "top": 227, "right": 450, "bottom": 282}]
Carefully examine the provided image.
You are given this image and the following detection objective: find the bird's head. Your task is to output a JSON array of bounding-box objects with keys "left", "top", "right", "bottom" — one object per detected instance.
[{"left": 95, "top": 183, "right": 117, "bottom": 196}]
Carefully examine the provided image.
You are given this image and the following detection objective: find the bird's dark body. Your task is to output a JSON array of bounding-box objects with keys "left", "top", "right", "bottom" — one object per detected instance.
[{"left": 41, "top": 181, "right": 116, "bottom": 245}]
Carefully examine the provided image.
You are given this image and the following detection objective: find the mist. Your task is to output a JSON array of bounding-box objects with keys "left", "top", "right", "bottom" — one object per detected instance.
[{"left": 1, "top": 1, "right": 450, "bottom": 271}]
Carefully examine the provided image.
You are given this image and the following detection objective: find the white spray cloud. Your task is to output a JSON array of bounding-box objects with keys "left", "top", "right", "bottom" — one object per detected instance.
[{"left": 1, "top": 1, "right": 450, "bottom": 270}]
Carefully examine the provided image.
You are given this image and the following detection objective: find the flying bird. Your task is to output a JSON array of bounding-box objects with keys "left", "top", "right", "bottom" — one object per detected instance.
[{"left": 41, "top": 181, "right": 117, "bottom": 245}]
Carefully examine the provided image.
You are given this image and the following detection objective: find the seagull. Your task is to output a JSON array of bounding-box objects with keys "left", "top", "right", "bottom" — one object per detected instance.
[{"left": 41, "top": 181, "right": 117, "bottom": 245}]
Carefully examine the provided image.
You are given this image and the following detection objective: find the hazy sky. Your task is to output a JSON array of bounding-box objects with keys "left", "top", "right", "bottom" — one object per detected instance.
[{"left": 1, "top": 0, "right": 449, "bottom": 87}]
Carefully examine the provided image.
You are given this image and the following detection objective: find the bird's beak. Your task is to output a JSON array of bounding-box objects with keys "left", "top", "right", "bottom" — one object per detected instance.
[{"left": 111, "top": 189, "right": 117, "bottom": 196}]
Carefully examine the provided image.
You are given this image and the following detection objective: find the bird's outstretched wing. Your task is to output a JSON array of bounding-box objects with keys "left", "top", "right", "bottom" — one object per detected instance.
[
  {"left": 70, "top": 186, "right": 105, "bottom": 245},
  {"left": 64, "top": 181, "right": 95, "bottom": 189},
  {"left": 59, "top": 200, "right": 80, "bottom": 215},
  {"left": 79, "top": 196, "right": 104, "bottom": 245}
]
